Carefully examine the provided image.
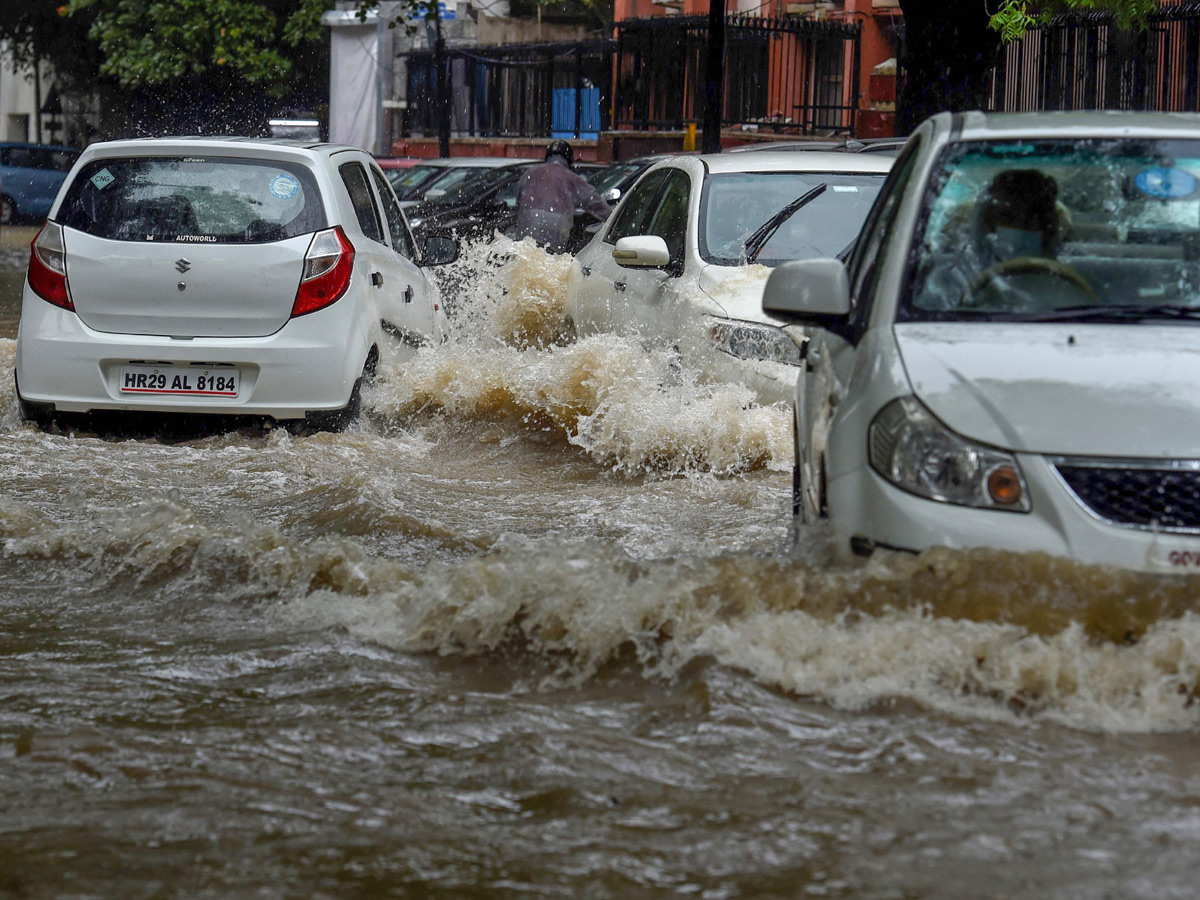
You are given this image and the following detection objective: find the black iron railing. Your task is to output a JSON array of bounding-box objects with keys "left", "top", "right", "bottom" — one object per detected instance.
[
  {"left": 405, "top": 40, "right": 615, "bottom": 139},
  {"left": 401, "top": 14, "right": 861, "bottom": 140},
  {"left": 614, "top": 15, "right": 860, "bottom": 136},
  {"left": 989, "top": 4, "right": 1200, "bottom": 113}
]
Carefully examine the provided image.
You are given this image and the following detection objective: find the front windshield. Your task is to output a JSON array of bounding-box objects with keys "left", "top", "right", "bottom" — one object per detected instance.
[
  {"left": 416, "top": 165, "right": 503, "bottom": 202},
  {"left": 700, "top": 171, "right": 884, "bottom": 265},
  {"left": 904, "top": 138, "right": 1200, "bottom": 321},
  {"left": 587, "top": 161, "right": 646, "bottom": 194},
  {"left": 426, "top": 166, "right": 524, "bottom": 207},
  {"left": 387, "top": 163, "right": 443, "bottom": 199}
]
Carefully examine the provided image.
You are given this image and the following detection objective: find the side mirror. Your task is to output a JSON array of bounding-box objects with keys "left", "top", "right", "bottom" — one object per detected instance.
[
  {"left": 762, "top": 258, "right": 851, "bottom": 320},
  {"left": 603, "top": 187, "right": 621, "bottom": 203},
  {"left": 612, "top": 235, "right": 670, "bottom": 268},
  {"left": 422, "top": 232, "right": 459, "bottom": 266}
]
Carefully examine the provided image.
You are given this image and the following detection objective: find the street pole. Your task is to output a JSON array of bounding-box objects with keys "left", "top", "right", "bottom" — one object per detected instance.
[
  {"left": 434, "top": 4, "right": 451, "bottom": 158},
  {"left": 702, "top": 0, "right": 724, "bottom": 154}
]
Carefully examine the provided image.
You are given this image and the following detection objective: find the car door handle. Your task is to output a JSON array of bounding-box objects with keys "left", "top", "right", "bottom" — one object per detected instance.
[
  {"left": 403, "top": 285, "right": 414, "bottom": 304},
  {"left": 581, "top": 265, "right": 591, "bottom": 277},
  {"left": 614, "top": 280, "right": 627, "bottom": 292},
  {"left": 371, "top": 271, "right": 384, "bottom": 288}
]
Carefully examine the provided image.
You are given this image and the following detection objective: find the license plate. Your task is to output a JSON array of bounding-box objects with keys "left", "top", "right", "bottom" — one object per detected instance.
[
  {"left": 1145, "top": 542, "right": 1200, "bottom": 573},
  {"left": 119, "top": 365, "right": 240, "bottom": 397}
]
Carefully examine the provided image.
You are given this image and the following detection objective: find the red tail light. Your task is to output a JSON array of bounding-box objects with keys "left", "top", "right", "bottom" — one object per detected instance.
[
  {"left": 292, "top": 226, "right": 355, "bottom": 317},
  {"left": 28, "top": 222, "right": 72, "bottom": 310}
]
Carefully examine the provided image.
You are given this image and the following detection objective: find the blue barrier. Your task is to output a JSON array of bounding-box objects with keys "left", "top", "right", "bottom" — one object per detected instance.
[{"left": 551, "top": 88, "right": 601, "bottom": 140}]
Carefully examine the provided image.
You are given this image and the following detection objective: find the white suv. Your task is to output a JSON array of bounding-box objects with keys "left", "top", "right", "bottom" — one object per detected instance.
[{"left": 15, "top": 137, "right": 457, "bottom": 429}]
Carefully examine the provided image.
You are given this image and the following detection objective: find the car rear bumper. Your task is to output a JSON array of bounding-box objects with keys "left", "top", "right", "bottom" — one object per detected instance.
[
  {"left": 15, "top": 288, "right": 370, "bottom": 419},
  {"left": 828, "top": 453, "right": 1200, "bottom": 574}
]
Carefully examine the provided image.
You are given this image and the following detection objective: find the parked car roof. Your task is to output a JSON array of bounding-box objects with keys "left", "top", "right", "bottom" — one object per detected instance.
[
  {"left": 728, "top": 138, "right": 905, "bottom": 155},
  {"left": 403, "top": 156, "right": 525, "bottom": 168},
  {"left": 952, "top": 108, "right": 1200, "bottom": 140},
  {"left": 374, "top": 156, "right": 422, "bottom": 169},
  {"left": 700, "top": 149, "right": 895, "bottom": 175}
]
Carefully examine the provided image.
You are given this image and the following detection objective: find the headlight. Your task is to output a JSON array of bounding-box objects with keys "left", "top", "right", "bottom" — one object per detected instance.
[
  {"left": 705, "top": 318, "right": 804, "bottom": 366},
  {"left": 868, "top": 396, "right": 1030, "bottom": 512}
]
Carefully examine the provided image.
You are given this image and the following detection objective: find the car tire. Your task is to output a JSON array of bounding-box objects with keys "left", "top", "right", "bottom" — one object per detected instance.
[
  {"left": 300, "top": 347, "right": 377, "bottom": 433},
  {"left": 301, "top": 378, "right": 361, "bottom": 433},
  {"left": 0, "top": 196, "right": 14, "bottom": 226},
  {"left": 15, "top": 375, "right": 55, "bottom": 430}
]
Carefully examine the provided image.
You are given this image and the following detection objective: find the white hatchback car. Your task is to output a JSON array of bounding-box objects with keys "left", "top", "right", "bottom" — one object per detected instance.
[
  {"left": 565, "top": 151, "right": 893, "bottom": 405},
  {"left": 764, "top": 110, "right": 1200, "bottom": 573},
  {"left": 16, "top": 137, "right": 457, "bottom": 429}
]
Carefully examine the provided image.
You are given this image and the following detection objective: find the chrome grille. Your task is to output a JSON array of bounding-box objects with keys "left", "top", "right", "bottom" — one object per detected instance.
[{"left": 1053, "top": 459, "right": 1200, "bottom": 532}]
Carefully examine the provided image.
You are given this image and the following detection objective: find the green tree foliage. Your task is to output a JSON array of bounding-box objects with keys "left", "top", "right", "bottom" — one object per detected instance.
[
  {"left": 0, "top": 0, "right": 102, "bottom": 89},
  {"left": 989, "top": 0, "right": 1158, "bottom": 41},
  {"left": 63, "top": 0, "right": 333, "bottom": 93}
]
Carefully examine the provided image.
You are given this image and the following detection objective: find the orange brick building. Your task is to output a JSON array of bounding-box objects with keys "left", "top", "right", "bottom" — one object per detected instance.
[{"left": 613, "top": 0, "right": 903, "bottom": 137}]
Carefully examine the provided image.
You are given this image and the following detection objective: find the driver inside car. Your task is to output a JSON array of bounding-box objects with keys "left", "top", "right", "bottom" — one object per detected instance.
[
  {"left": 975, "top": 169, "right": 1061, "bottom": 264},
  {"left": 964, "top": 168, "right": 1096, "bottom": 310}
]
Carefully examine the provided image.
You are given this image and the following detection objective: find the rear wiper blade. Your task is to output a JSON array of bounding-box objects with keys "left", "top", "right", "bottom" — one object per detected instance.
[
  {"left": 1010, "top": 303, "right": 1200, "bottom": 322},
  {"left": 744, "top": 184, "right": 827, "bottom": 263}
]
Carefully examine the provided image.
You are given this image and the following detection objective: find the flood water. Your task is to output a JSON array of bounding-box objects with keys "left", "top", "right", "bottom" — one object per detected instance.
[{"left": 3, "top": 223, "right": 1200, "bottom": 899}]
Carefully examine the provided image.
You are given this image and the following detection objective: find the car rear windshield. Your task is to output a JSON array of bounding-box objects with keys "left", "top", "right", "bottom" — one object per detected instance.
[{"left": 56, "top": 156, "right": 326, "bottom": 243}]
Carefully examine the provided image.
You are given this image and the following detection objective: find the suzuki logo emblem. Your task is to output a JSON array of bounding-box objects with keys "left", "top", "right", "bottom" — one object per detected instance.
[{"left": 175, "top": 258, "right": 191, "bottom": 273}]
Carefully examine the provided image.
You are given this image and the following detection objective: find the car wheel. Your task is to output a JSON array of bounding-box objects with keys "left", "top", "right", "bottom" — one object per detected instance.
[
  {"left": 301, "top": 379, "right": 362, "bottom": 433},
  {"left": 0, "top": 196, "right": 14, "bottom": 226},
  {"left": 300, "top": 347, "right": 377, "bottom": 433},
  {"left": 15, "top": 375, "right": 55, "bottom": 430}
]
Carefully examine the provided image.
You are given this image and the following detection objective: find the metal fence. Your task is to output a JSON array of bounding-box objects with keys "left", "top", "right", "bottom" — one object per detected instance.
[
  {"left": 405, "top": 41, "right": 615, "bottom": 139},
  {"left": 402, "top": 14, "right": 861, "bottom": 139},
  {"left": 989, "top": 4, "right": 1200, "bottom": 113},
  {"left": 613, "top": 15, "right": 860, "bottom": 135}
]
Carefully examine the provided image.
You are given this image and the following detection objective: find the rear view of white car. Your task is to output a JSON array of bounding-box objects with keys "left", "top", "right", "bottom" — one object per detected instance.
[{"left": 16, "top": 137, "right": 458, "bottom": 429}]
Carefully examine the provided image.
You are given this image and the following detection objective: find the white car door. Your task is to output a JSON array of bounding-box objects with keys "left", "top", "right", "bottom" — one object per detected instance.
[
  {"left": 796, "top": 137, "right": 923, "bottom": 520},
  {"left": 573, "top": 168, "right": 673, "bottom": 335},
  {"left": 368, "top": 164, "right": 437, "bottom": 344},
  {"left": 337, "top": 159, "right": 416, "bottom": 345},
  {"left": 610, "top": 168, "right": 691, "bottom": 342}
]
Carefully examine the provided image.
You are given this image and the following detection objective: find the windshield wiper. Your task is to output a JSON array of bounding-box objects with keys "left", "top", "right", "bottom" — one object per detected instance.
[
  {"left": 744, "top": 184, "right": 827, "bottom": 263},
  {"left": 1009, "top": 303, "right": 1200, "bottom": 323}
]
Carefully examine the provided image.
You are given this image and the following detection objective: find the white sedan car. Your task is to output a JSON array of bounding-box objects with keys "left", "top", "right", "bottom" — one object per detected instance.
[
  {"left": 764, "top": 110, "right": 1200, "bottom": 573},
  {"left": 565, "top": 151, "right": 893, "bottom": 405},
  {"left": 16, "top": 137, "right": 457, "bottom": 430}
]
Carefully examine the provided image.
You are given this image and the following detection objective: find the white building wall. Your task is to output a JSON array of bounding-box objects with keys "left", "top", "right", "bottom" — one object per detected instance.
[{"left": 0, "top": 46, "right": 47, "bottom": 143}]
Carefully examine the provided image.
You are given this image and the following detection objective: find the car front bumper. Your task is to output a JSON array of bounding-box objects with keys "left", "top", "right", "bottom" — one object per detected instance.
[
  {"left": 15, "top": 288, "right": 369, "bottom": 419},
  {"left": 828, "top": 452, "right": 1200, "bottom": 574}
]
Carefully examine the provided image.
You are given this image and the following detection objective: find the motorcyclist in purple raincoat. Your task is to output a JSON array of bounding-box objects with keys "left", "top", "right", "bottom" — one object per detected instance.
[{"left": 514, "top": 140, "right": 612, "bottom": 253}]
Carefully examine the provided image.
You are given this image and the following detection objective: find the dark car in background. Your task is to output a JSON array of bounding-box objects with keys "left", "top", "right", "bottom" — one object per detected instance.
[
  {"left": 1, "top": 142, "right": 81, "bottom": 225},
  {"left": 385, "top": 157, "right": 521, "bottom": 208},
  {"left": 406, "top": 160, "right": 607, "bottom": 252},
  {"left": 584, "top": 156, "right": 668, "bottom": 205}
]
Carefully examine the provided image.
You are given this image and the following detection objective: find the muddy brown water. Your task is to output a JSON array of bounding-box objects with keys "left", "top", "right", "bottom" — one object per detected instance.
[{"left": 3, "top": 225, "right": 1200, "bottom": 899}]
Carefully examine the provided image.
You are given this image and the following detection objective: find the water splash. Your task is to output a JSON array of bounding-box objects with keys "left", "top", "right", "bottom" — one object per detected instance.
[
  {"left": 369, "top": 237, "right": 791, "bottom": 476},
  {"left": 4, "top": 495, "right": 1197, "bottom": 732}
]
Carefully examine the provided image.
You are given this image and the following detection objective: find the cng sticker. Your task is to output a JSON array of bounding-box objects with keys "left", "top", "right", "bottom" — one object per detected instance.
[{"left": 90, "top": 168, "right": 116, "bottom": 190}]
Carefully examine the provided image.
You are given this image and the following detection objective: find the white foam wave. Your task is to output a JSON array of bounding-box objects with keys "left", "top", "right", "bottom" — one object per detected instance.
[
  {"left": 368, "top": 238, "right": 790, "bottom": 475},
  {"left": 3, "top": 495, "right": 1200, "bottom": 732}
]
